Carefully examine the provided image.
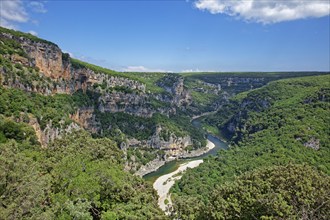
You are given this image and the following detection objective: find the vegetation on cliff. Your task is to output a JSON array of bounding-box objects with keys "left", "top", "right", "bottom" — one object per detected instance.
[
  {"left": 181, "top": 71, "right": 329, "bottom": 115},
  {"left": 171, "top": 75, "right": 330, "bottom": 219},
  {"left": 0, "top": 26, "right": 58, "bottom": 47}
]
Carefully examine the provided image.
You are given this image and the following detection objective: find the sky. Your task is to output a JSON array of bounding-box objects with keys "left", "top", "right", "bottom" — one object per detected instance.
[{"left": 1, "top": 0, "right": 330, "bottom": 72}]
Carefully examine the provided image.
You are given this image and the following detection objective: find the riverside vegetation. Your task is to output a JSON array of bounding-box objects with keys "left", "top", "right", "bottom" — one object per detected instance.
[
  {"left": 0, "top": 26, "right": 329, "bottom": 219},
  {"left": 171, "top": 75, "right": 330, "bottom": 219}
]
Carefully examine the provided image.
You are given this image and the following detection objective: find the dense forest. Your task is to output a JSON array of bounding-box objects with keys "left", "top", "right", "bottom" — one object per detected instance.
[
  {"left": 171, "top": 75, "right": 330, "bottom": 219},
  {"left": 0, "top": 129, "right": 166, "bottom": 219}
]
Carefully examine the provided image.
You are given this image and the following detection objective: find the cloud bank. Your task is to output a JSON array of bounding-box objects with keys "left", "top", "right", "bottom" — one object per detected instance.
[
  {"left": 194, "top": 0, "right": 330, "bottom": 24},
  {"left": 28, "top": 1, "right": 47, "bottom": 14},
  {"left": 0, "top": 0, "right": 28, "bottom": 29},
  {"left": 122, "top": 66, "right": 171, "bottom": 73},
  {"left": 0, "top": 0, "right": 47, "bottom": 29}
]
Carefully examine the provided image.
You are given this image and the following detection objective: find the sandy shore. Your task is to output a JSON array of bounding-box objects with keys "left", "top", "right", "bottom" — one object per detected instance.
[
  {"left": 206, "top": 139, "right": 215, "bottom": 150},
  {"left": 137, "top": 139, "right": 215, "bottom": 177},
  {"left": 152, "top": 139, "right": 215, "bottom": 213},
  {"left": 153, "top": 159, "right": 204, "bottom": 213}
]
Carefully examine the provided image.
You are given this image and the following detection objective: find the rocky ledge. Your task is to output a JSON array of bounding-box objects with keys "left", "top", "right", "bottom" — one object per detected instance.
[{"left": 135, "top": 139, "right": 215, "bottom": 177}]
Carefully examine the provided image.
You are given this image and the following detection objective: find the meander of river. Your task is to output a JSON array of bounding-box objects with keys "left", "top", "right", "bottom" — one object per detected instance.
[
  {"left": 142, "top": 117, "right": 229, "bottom": 212},
  {"left": 143, "top": 134, "right": 228, "bottom": 182},
  {"left": 143, "top": 117, "right": 228, "bottom": 183}
]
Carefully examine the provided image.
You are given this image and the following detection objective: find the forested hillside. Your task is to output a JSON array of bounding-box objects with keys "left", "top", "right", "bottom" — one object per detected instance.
[
  {"left": 0, "top": 129, "right": 166, "bottom": 219},
  {"left": 181, "top": 71, "right": 329, "bottom": 114},
  {"left": 171, "top": 75, "right": 330, "bottom": 219}
]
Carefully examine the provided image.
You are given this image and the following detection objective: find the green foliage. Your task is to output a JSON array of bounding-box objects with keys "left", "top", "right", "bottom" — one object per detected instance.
[
  {"left": 172, "top": 75, "right": 330, "bottom": 218},
  {"left": 0, "top": 140, "right": 54, "bottom": 219},
  {"left": 62, "top": 52, "right": 70, "bottom": 62},
  {"left": 71, "top": 58, "right": 168, "bottom": 94},
  {"left": 185, "top": 79, "right": 218, "bottom": 103},
  {"left": 183, "top": 71, "right": 329, "bottom": 115},
  {"left": 130, "top": 72, "right": 167, "bottom": 93},
  {"left": 190, "top": 91, "right": 217, "bottom": 107},
  {"left": 107, "top": 85, "right": 135, "bottom": 94},
  {"left": 149, "top": 98, "right": 171, "bottom": 109},
  {"left": 156, "top": 73, "right": 180, "bottom": 88},
  {"left": 180, "top": 71, "right": 329, "bottom": 78},
  {"left": 0, "top": 131, "right": 166, "bottom": 219},
  {"left": 0, "top": 35, "right": 28, "bottom": 57},
  {"left": 0, "top": 86, "right": 95, "bottom": 129},
  {"left": 71, "top": 58, "right": 134, "bottom": 80},
  {"left": 96, "top": 111, "right": 155, "bottom": 141},
  {"left": 0, "top": 26, "right": 58, "bottom": 47},
  {"left": 154, "top": 113, "right": 206, "bottom": 150},
  {"left": 0, "top": 117, "right": 39, "bottom": 146},
  {"left": 173, "top": 164, "right": 330, "bottom": 220},
  {"left": 96, "top": 111, "right": 205, "bottom": 149},
  {"left": 127, "top": 147, "right": 159, "bottom": 167}
]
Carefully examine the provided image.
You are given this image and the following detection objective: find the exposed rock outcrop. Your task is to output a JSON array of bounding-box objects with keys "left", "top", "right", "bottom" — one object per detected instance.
[
  {"left": 304, "top": 137, "right": 320, "bottom": 150},
  {"left": 156, "top": 75, "right": 192, "bottom": 107},
  {"left": 28, "top": 117, "right": 81, "bottom": 147},
  {"left": 0, "top": 31, "right": 198, "bottom": 161},
  {"left": 0, "top": 32, "right": 146, "bottom": 95}
]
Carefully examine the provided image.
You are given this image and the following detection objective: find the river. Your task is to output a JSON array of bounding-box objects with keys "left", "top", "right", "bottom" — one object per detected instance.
[
  {"left": 143, "top": 117, "right": 228, "bottom": 212},
  {"left": 143, "top": 134, "right": 228, "bottom": 182},
  {"left": 144, "top": 116, "right": 228, "bottom": 182}
]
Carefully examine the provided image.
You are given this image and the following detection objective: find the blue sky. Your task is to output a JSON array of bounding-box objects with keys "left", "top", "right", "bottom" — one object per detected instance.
[{"left": 1, "top": 0, "right": 330, "bottom": 72}]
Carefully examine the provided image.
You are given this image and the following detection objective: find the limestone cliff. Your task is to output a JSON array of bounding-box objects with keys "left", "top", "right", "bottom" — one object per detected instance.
[
  {"left": 26, "top": 116, "right": 81, "bottom": 147},
  {"left": 0, "top": 29, "right": 198, "bottom": 169},
  {"left": 0, "top": 31, "right": 189, "bottom": 118}
]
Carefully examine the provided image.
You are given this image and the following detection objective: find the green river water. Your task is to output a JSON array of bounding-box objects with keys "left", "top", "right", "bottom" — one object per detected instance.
[{"left": 143, "top": 118, "right": 228, "bottom": 183}]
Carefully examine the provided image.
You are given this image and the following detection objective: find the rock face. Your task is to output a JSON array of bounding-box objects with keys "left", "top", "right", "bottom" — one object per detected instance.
[
  {"left": 125, "top": 125, "right": 193, "bottom": 156},
  {"left": 22, "top": 40, "right": 70, "bottom": 80},
  {"left": 304, "top": 137, "right": 320, "bottom": 150},
  {"left": 0, "top": 32, "right": 196, "bottom": 162},
  {"left": 0, "top": 32, "right": 190, "bottom": 118},
  {"left": 156, "top": 75, "right": 192, "bottom": 108},
  {"left": 28, "top": 116, "right": 80, "bottom": 147},
  {"left": 125, "top": 125, "right": 198, "bottom": 176},
  {"left": 98, "top": 92, "right": 153, "bottom": 117},
  {"left": 0, "top": 32, "right": 147, "bottom": 95},
  {"left": 171, "top": 78, "right": 192, "bottom": 107},
  {"left": 70, "top": 108, "right": 99, "bottom": 133}
]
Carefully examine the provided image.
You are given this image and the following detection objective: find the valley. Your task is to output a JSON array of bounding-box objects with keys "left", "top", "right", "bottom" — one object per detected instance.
[{"left": 0, "top": 27, "right": 329, "bottom": 219}]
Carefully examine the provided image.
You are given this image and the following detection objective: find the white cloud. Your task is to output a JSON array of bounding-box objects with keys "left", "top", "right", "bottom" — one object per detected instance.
[
  {"left": 182, "top": 68, "right": 217, "bottom": 72},
  {"left": 0, "top": 18, "right": 16, "bottom": 29},
  {"left": 0, "top": 0, "right": 47, "bottom": 29},
  {"left": 122, "top": 66, "right": 172, "bottom": 72},
  {"left": 194, "top": 0, "right": 330, "bottom": 24},
  {"left": 29, "top": 1, "right": 47, "bottom": 13},
  {"left": 0, "top": 0, "right": 28, "bottom": 28},
  {"left": 181, "top": 68, "right": 202, "bottom": 73},
  {"left": 28, "top": 30, "right": 38, "bottom": 36}
]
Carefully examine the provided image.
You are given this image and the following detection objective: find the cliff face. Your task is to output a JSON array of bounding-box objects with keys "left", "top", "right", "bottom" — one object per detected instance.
[
  {"left": 126, "top": 125, "right": 194, "bottom": 176},
  {"left": 1, "top": 32, "right": 190, "bottom": 117},
  {"left": 0, "top": 32, "right": 170, "bottom": 107},
  {"left": 0, "top": 31, "right": 196, "bottom": 160},
  {"left": 156, "top": 75, "right": 192, "bottom": 108},
  {"left": 1, "top": 32, "right": 146, "bottom": 95},
  {"left": 24, "top": 116, "right": 80, "bottom": 147},
  {"left": 123, "top": 125, "right": 192, "bottom": 154},
  {"left": 21, "top": 38, "right": 70, "bottom": 80}
]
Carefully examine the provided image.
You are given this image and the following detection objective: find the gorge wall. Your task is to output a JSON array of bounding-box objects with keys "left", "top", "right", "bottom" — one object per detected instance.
[{"left": 0, "top": 30, "right": 197, "bottom": 169}]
